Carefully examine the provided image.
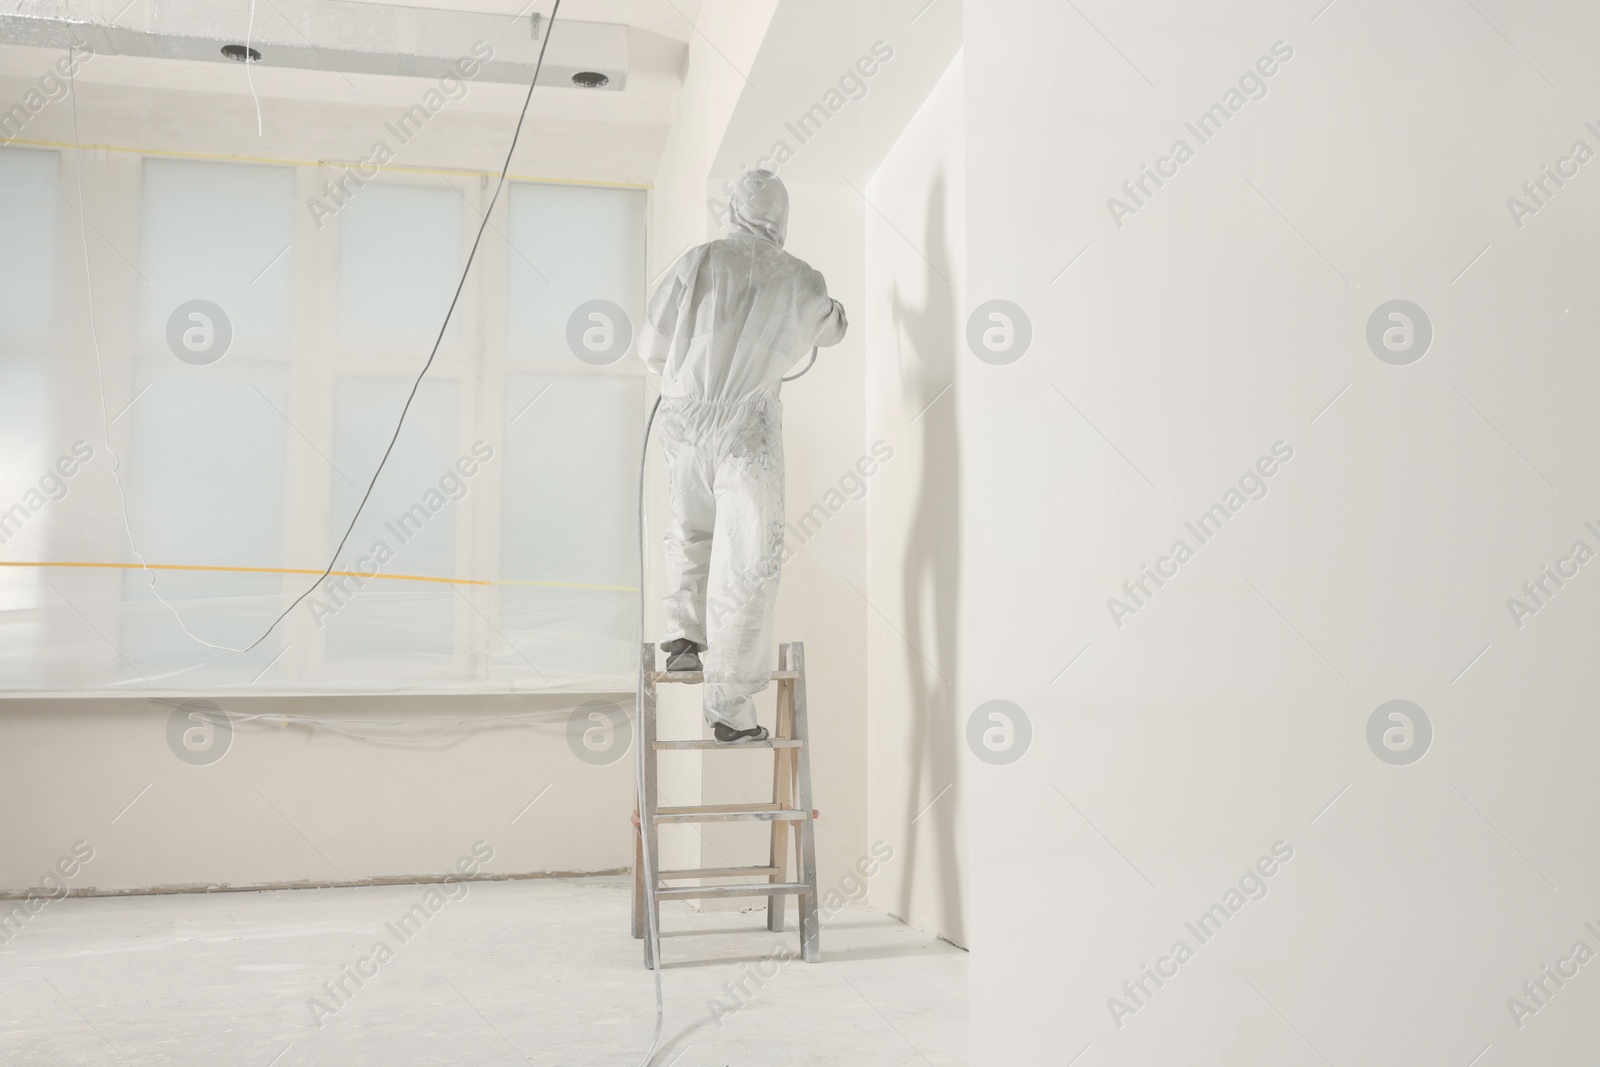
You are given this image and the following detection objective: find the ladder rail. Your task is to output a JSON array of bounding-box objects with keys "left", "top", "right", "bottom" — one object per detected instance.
[
  {"left": 768, "top": 647, "right": 795, "bottom": 933},
  {"left": 640, "top": 643, "right": 661, "bottom": 968},
  {"left": 788, "top": 642, "right": 822, "bottom": 962}
]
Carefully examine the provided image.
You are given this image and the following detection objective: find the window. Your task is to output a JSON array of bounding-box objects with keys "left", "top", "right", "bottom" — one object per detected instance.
[{"left": 0, "top": 148, "right": 648, "bottom": 695}]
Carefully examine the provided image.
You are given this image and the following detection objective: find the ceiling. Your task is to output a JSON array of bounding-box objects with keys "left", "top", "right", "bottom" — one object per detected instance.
[
  {"left": 0, "top": 0, "right": 706, "bottom": 183},
  {"left": 713, "top": 0, "right": 962, "bottom": 187},
  {"left": 0, "top": 1, "right": 692, "bottom": 115}
]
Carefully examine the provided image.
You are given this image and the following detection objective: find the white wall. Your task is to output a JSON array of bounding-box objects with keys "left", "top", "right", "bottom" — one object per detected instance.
[
  {"left": 963, "top": 1, "right": 1600, "bottom": 1064},
  {"left": 765, "top": 182, "right": 868, "bottom": 903},
  {"left": 1, "top": 695, "right": 632, "bottom": 894},
  {"left": 864, "top": 51, "right": 966, "bottom": 946}
]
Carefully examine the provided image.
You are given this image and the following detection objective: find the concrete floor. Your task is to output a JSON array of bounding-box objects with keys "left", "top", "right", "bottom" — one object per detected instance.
[{"left": 0, "top": 876, "right": 966, "bottom": 1065}]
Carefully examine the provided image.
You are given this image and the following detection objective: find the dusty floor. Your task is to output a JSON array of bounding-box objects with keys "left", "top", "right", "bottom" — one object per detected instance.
[{"left": 0, "top": 875, "right": 966, "bottom": 1065}]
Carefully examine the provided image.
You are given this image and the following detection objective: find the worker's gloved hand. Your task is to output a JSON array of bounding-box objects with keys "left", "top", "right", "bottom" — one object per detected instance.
[{"left": 818, "top": 298, "right": 848, "bottom": 346}]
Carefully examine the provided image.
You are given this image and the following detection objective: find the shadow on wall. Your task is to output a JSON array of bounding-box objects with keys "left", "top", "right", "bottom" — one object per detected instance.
[{"left": 888, "top": 169, "right": 964, "bottom": 944}]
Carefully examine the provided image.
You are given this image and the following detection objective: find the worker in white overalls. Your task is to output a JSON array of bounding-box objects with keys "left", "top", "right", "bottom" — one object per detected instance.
[{"left": 639, "top": 170, "right": 847, "bottom": 743}]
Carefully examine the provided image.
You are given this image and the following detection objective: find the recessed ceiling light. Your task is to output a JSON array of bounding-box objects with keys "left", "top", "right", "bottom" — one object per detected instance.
[
  {"left": 221, "top": 44, "right": 261, "bottom": 63},
  {"left": 571, "top": 71, "right": 609, "bottom": 88}
]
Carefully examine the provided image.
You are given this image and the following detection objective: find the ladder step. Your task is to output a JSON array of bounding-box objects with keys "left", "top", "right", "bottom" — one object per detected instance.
[
  {"left": 659, "top": 865, "right": 779, "bottom": 880},
  {"left": 655, "top": 804, "right": 807, "bottom": 823},
  {"left": 652, "top": 670, "right": 801, "bottom": 684},
  {"left": 655, "top": 882, "right": 810, "bottom": 900},
  {"left": 654, "top": 738, "right": 803, "bottom": 750}
]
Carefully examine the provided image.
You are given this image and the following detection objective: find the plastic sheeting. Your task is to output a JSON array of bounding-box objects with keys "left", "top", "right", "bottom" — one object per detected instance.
[{"left": 0, "top": 145, "right": 647, "bottom": 695}]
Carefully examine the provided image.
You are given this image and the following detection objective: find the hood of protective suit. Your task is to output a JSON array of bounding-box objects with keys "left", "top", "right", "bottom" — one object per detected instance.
[
  {"left": 642, "top": 169, "right": 846, "bottom": 402},
  {"left": 727, "top": 169, "right": 788, "bottom": 248}
]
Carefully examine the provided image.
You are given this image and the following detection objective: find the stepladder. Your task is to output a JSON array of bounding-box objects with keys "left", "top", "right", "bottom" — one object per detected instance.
[{"left": 631, "top": 641, "right": 821, "bottom": 969}]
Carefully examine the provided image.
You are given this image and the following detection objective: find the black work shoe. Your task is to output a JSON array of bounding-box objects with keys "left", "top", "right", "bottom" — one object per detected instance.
[
  {"left": 660, "top": 638, "right": 704, "bottom": 673},
  {"left": 665, "top": 649, "right": 702, "bottom": 672},
  {"left": 713, "top": 723, "right": 770, "bottom": 745}
]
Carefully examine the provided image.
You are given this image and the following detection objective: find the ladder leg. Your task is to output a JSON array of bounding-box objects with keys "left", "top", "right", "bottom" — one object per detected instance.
[
  {"left": 640, "top": 642, "right": 663, "bottom": 969},
  {"left": 789, "top": 642, "right": 821, "bottom": 962},
  {"left": 767, "top": 649, "right": 795, "bottom": 933}
]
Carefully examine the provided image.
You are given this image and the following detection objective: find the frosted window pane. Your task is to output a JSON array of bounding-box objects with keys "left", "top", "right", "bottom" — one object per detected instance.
[
  {"left": 139, "top": 158, "right": 294, "bottom": 358},
  {"left": 0, "top": 357, "right": 50, "bottom": 641},
  {"left": 0, "top": 356, "right": 53, "bottom": 603},
  {"left": 338, "top": 184, "right": 462, "bottom": 346},
  {"left": 0, "top": 148, "right": 58, "bottom": 340},
  {"left": 506, "top": 183, "right": 646, "bottom": 365},
  {"left": 323, "top": 376, "right": 460, "bottom": 663},
  {"left": 120, "top": 359, "right": 290, "bottom": 661},
  {"left": 497, "top": 373, "right": 640, "bottom": 681}
]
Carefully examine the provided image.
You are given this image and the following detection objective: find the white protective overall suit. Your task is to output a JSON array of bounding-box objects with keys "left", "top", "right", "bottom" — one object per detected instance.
[{"left": 640, "top": 171, "right": 847, "bottom": 732}]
